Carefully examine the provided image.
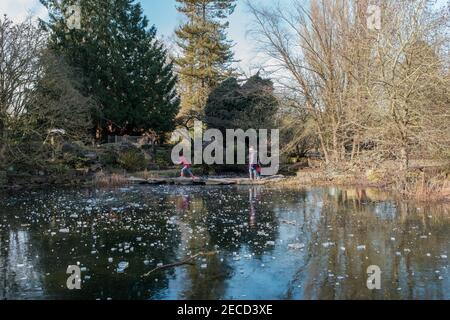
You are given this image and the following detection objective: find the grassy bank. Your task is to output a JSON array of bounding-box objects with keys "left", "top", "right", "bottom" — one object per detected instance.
[
  {"left": 276, "top": 162, "right": 450, "bottom": 203},
  {"left": 3, "top": 156, "right": 450, "bottom": 204}
]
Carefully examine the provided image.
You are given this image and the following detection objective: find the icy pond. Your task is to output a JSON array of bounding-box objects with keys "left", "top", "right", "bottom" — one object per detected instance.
[{"left": 0, "top": 185, "right": 449, "bottom": 300}]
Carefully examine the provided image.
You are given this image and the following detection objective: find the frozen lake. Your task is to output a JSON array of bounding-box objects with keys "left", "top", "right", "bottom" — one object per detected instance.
[{"left": 0, "top": 185, "right": 449, "bottom": 299}]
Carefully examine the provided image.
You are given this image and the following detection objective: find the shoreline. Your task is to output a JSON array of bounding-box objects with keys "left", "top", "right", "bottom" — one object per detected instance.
[{"left": 1, "top": 171, "right": 449, "bottom": 205}]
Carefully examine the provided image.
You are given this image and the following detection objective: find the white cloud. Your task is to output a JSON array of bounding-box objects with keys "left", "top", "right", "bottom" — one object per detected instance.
[{"left": 0, "top": 0, "right": 47, "bottom": 23}]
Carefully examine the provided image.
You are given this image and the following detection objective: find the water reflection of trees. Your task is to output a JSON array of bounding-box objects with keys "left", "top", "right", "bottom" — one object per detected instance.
[
  {"left": 0, "top": 229, "right": 44, "bottom": 299},
  {"left": 292, "top": 188, "right": 450, "bottom": 300},
  {"left": 171, "top": 193, "right": 229, "bottom": 299},
  {"left": 204, "top": 186, "right": 279, "bottom": 255},
  {"left": 0, "top": 188, "right": 182, "bottom": 299},
  {"left": 1, "top": 187, "right": 448, "bottom": 300},
  {"left": 169, "top": 186, "right": 282, "bottom": 299}
]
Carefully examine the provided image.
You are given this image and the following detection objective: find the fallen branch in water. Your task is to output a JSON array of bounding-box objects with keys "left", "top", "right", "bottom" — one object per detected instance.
[{"left": 142, "top": 251, "right": 217, "bottom": 278}]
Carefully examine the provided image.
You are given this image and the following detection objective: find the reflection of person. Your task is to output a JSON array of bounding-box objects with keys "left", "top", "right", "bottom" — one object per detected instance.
[
  {"left": 181, "top": 195, "right": 190, "bottom": 212},
  {"left": 249, "top": 189, "right": 256, "bottom": 227},
  {"left": 179, "top": 153, "right": 196, "bottom": 180},
  {"left": 249, "top": 205, "right": 256, "bottom": 227},
  {"left": 249, "top": 187, "right": 262, "bottom": 227},
  {"left": 175, "top": 195, "right": 191, "bottom": 215}
]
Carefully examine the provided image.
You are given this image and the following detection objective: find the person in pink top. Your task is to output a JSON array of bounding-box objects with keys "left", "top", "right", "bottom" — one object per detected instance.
[{"left": 179, "top": 153, "right": 196, "bottom": 179}]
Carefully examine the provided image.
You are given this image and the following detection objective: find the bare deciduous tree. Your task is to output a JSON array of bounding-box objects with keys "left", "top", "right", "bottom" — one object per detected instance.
[
  {"left": 368, "top": 0, "right": 450, "bottom": 170},
  {"left": 0, "top": 15, "right": 94, "bottom": 169},
  {"left": 247, "top": 0, "right": 376, "bottom": 166},
  {"left": 0, "top": 15, "right": 46, "bottom": 165},
  {"left": 248, "top": 0, "right": 450, "bottom": 171}
]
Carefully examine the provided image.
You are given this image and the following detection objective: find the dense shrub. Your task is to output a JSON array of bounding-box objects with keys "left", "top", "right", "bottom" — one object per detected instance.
[
  {"left": 154, "top": 147, "right": 173, "bottom": 167},
  {"left": 99, "top": 148, "right": 119, "bottom": 168},
  {"left": 117, "top": 149, "right": 147, "bottom": 172}
]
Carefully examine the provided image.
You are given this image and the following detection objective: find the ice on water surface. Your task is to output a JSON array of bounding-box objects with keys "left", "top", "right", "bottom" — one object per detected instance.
[{"left": 0, "top": 185, "right": 449, "bottom": 300}]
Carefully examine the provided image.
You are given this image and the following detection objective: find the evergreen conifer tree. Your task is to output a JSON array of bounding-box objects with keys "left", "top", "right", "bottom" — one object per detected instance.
[
  {"left": 40, "top": 0, "right": 179, "bottom": 139},
  {"left": 175, "top": 0, "right": 236, "bottom": 122}
]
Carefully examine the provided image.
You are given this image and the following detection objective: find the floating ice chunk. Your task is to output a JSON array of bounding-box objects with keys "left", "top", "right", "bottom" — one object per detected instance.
[
  {"left": 288, "top": 243, "right": 305, "bottom": 250},
  {"left": 281, "top": 220, "right": 296, "bottom": 226},
  {"left": 266, "top": 241, "right": 275, "bottom": 246},
  {"left": 117, "top": 262, "right": 129, "bottom": 273}
]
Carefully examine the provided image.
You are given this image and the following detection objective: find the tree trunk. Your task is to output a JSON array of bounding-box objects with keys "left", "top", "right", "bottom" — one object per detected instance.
[
  {"left": 332, "top": 129, "right": 339, "bottom": 163},
  {"left": 0, "top": 116, "right": 3, "bottom": 138},
  {"left": 316, "top": 125, "right": 330, "bottom": 165},
  {"left": 0, "top": 117, "right": 6, "bottom": 166},
  {"left": 400, "top": 146, "right": 409, "bottom": 171},
  {"left": 398, "top": 146, "right": 410, "bottom": 196},
  {"left": 350, "top": 138, "right": 357, "bottom": 163}
]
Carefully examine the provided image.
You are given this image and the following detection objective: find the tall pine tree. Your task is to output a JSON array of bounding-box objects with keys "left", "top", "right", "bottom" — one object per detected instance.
[
  {"left": 175, "top": 0, "right": 236, "bottom": 124},
  {"left": 40, "top": 0, "right": 179, "bottom": 140}
]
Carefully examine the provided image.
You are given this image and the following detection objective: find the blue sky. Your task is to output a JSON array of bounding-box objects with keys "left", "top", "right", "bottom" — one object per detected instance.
[
  {"left": 1, "top": 0, "right": 447, "bottom": 72},
  {"left": 0, "top": 0, "right": 272, "bottom": 71},
  {"left": 143, "top": 0, "right": 263, "bottom": 71}
]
